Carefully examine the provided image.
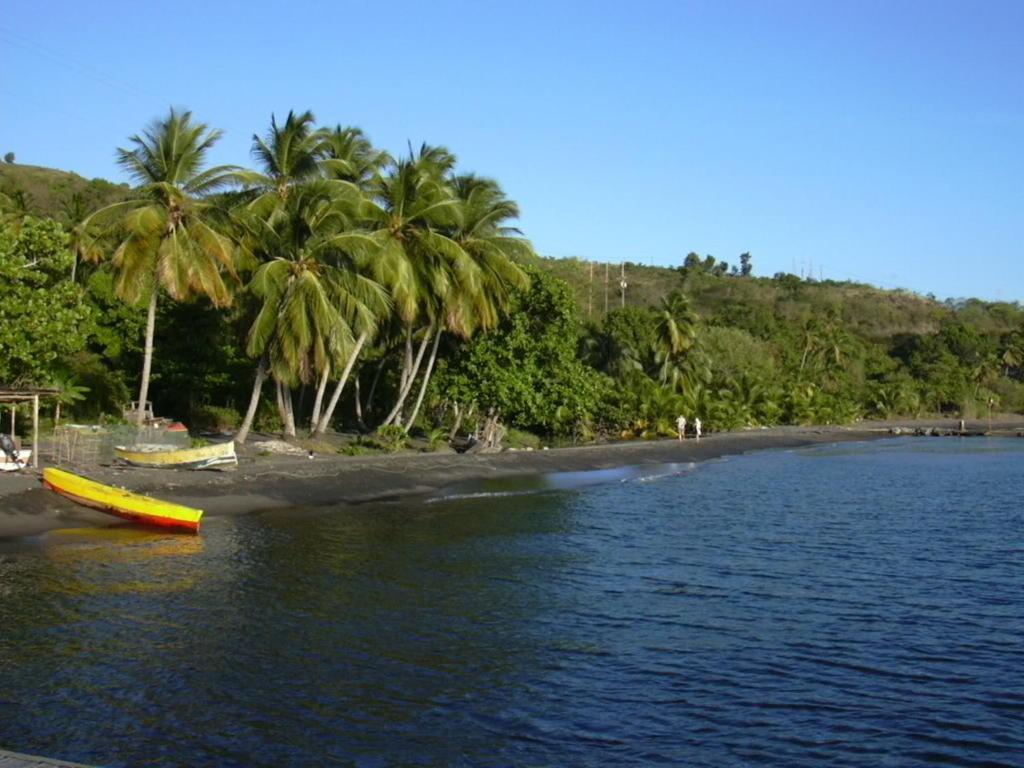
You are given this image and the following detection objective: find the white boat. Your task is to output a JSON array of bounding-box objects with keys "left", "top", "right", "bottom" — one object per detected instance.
[{"left": 0, "top": 449, "right": 31, "bottom": 471}]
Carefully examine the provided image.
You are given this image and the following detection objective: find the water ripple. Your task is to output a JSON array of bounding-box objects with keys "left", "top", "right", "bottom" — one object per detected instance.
[{"left": 0, "top": 438, "right": 1022, "bottom": 767}]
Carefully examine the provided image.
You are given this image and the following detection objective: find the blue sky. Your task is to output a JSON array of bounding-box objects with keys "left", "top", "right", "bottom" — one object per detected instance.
[{"left": 2, "top": 0, "right": 1021, "bottom": 300}]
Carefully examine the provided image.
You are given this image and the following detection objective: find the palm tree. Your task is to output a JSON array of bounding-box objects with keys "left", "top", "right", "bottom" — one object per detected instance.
[
  {"left": 235, "top": 110, "right": 358, "bottom": 437},
  {"left": 1001, "top": 329, "right": 1024, "bottom": 378},
  {"left": 320, "top": 125, "right": 389, "bottom": 187},
  {"left": 400, "top": 175, "right": 531, "bottom": 430},
  {"left": 235, "top": 182, "right": 386, "bottom": 441},
  {"left": 307, "top": 127, "right": 391, "bottom": 435},
  {"left": 653, "top": 291, "right": 698, "bottom": 387},
  {"left": 579, "top": 326, "right": 644, "bottom": 379},
  {"left": 83, "top": 109, "right": 238, "bottom": 427},
  {"left": 354, "top": 146, "right": 475, "bottom": 429},
  {"left": 242, "top": 110, "right": 324, "bottom": 202}
]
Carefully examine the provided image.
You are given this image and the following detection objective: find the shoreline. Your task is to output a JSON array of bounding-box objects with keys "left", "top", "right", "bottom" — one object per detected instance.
[{"left": 2, "top": 420, "right": 1021, "bottom": 541}]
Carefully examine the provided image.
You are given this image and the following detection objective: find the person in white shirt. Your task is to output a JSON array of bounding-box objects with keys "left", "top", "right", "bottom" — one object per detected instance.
[
  {"left": 694, "top": 417, "right": 702, "bottom": 440},
  {"left": 676, "top": 415, "right": 686, "bottom": 441}
]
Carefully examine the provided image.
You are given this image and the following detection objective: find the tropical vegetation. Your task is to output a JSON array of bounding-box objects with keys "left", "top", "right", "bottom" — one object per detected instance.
[{"left": 2, "top": 108, "right": 1023, "bottom": 449}]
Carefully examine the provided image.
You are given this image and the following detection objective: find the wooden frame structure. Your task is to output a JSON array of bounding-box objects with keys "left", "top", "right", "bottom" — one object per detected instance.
[{"left": 0, "top": 387, "right": 58, "bottom": 469}]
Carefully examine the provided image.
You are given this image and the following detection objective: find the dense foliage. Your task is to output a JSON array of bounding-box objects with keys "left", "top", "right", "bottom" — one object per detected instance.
[
  {"left": 1, "top": 114, "right": 1022, "bottom": 445},
  {"left": 0, "top": 218, "right": 94, "bottom": 386}
]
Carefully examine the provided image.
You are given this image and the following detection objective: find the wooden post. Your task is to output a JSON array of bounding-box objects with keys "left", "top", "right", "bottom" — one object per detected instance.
[
  {"left": 9, "top": 404, "right": 14, "bottom": 439},
  {"left": 32, "top": 394, "right": 39, "bottom": 468}
]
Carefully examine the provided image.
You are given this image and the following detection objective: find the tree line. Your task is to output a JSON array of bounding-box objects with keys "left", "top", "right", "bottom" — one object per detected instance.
[{"left": 1, "top": 108, "right": 1023, "bottom": 448}]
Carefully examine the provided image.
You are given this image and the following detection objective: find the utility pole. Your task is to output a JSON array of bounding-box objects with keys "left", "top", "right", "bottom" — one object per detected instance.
[
  {"left": 588, "top": 262, "right": 593, "bottom": 318},
  {"left": 604, "top": 263, "right": 609, "bottom": 314}
]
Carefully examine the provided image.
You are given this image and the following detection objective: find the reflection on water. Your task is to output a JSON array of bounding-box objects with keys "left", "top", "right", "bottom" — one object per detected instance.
[
  {"left": 1, "top": 438, "right": 1022, "bottom": 767},
  {"left": 430, "top": 461, "right": 698, "bottom": 502}
]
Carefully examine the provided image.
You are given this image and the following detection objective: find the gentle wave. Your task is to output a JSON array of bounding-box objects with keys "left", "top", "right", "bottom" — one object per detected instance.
[{"left": 1, "top": 437, "right": 1022, "bottom": 766}]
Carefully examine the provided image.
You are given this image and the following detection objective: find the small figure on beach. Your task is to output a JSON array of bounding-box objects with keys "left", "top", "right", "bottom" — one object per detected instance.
[
  {"left": 0, "top": 433, "right": 23, "bottom": 468},
  {"left": 694, "top": 417, "right": 702, "bottom": 440},
  {"left": 676, "top": 415, "right": 686, "bottom": 441}
]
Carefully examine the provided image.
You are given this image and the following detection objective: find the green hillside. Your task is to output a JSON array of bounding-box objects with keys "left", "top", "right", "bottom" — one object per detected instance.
[
  {"left": 0, "top": 162, "right": 129, "bottom": 220},
  {"left": 536, "top": 255, "right": 1020, "bottom": 342},
  {"left": 3, "top": 154, "right": 1022, "bottom": 439}
]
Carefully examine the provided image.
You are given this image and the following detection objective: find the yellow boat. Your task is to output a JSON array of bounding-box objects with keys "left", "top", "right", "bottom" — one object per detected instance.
[
  {"left": 42, "top": 467, "right": 203, "bottom": 533},
  {"left": 114, "top": 440, "right": 237, "bottom": 470}
]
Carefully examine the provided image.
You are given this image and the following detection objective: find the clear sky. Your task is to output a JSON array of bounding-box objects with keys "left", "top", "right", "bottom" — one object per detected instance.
[{"left": 2, "top": 0, "right": 1021, "bottom": 300}]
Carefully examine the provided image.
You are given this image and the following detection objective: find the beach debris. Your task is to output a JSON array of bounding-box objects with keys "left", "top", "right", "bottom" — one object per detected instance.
[{"left": 250, "top": 440, "right": 307, "bottom": 455}]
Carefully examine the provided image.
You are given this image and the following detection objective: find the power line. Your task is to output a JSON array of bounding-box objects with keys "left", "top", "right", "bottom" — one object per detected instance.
[
  {"left": 0, "top": 86, "right": 93, "bottom": 125},
  {"left": 0, "top": 25, "right": 166, "bottom": 104}
]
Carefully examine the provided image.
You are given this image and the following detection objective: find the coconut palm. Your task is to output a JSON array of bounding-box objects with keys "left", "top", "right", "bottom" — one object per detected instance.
[
  {"left": 653, "top": 291, "right": 698, "bottom": 387},
  {"left": 236, "top": 183, "right": 387, "bottom": 441},
  {"left": 241, "top": 110, "right": 324, "bottom": 203},
  {"left": 82, "top": 109, "right": 238, "bottom": 427},
  {"left": 353, "top": 147, "right": 478, "bottom": 429},
  {"left": 306, "top": 127, "right": 392, "bottom": 435},
  {"left": 1001, "top": 329, "right": 1024, "bottom": 378},
  {"left": 579, "top": 327, "right": 644, "bottom": 380},
  {"left": 400, "top": 175, "right": 531, "bottom": 430},
  {"left": 235, "top": 110, "right": 373, "bottom": 437},
  {"left": 654, "top": 291, "right": 698, "bottom": 358},
  {"left": 320, "top": 125, "right": 389, "bottom": 188}
]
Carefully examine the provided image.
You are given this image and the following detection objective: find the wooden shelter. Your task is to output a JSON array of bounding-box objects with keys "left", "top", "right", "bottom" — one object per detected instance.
[{"left": 0, "top": 386, "right": 58, "bottom": 469}]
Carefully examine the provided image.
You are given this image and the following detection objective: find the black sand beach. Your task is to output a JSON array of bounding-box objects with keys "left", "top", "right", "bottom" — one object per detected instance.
[{"left": 2, "top": 420, "right": 1020, "bottom": 540}]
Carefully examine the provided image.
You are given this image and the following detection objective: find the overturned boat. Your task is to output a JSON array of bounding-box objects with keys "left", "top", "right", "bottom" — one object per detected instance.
[{"left": 115, "top": 441, "right": 237, "bottom": 470}]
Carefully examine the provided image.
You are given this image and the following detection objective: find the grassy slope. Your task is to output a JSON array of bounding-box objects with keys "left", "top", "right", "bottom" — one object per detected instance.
[
  {"left": 534, "top": 256, "right": 968, "bottom": 341},
  {"left": 4, "top": 163, "right": 1018, "bottom": 342},
  {"left": 0, "top": 162, "right": 129, "bottom": 218}
]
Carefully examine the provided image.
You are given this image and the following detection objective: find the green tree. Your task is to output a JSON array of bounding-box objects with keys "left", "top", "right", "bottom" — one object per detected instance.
[
  {"left": 83, "top": 109, "right": 238, "bottom": 426},
  {"left": 435, "top": 268, "right": 602, "bottom": 436},
  {"left": 237, "top": 183, "right": 386, "bottom": 440},
  {"left": 361, "top": 146, "right": 478, "bottom": 428},
  {"left": 399, "top": 174, "right": 531, "bottom": 430},
  {"left": 0, "top": 218, "right": 94, "bottom": 386},
  {"left": 653, "top": 290, "right": 699, "bottom": 387}
]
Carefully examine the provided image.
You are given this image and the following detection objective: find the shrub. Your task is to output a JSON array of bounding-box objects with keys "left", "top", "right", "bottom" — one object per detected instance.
[
  {"left": 190, "top": 405, "right": 240, "bottom": 433},
  {"left": 340, "top": 442, "right": 374, "bottom": 456},
  {"left": 253, "top": 401, "right": 283, "bottom": 434},
  {"left": 371, "top": 425, "right": 409, "bottom": 453},
  {"left": 504, "top": 428, "right": 541, "bottom": 449}
]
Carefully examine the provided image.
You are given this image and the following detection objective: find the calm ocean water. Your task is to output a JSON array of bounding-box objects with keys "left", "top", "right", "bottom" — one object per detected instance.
[{"left": 1, "top": 437, "right": 1022, "bottom": 767}]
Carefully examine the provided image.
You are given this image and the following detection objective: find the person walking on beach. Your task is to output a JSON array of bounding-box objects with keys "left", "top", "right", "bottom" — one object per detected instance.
[
  {"left": 694, "top": 417, "right": 702, "bottom": 440},
  {"left": 676, "top": 415, "right": 686, "bottom": 441}
]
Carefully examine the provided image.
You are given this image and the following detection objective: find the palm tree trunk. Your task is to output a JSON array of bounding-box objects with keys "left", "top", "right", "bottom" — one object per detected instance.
[
  {"left": 382, "top": 326, "right": 432, "bottom": 428},
  {"left": 284, "top": 385, "right": 296, "bottom": 438},
  {"left": 236, "top": 357, "right": 268, "bottom": 444},
  {"left": 353, "top": 376, "right": 365, "bottom": 429},
  {"left": 399, "top": 328, "right": 413, "bottom": 392},
  {"left": 275, "top": 378, "right": 285, "bottom": 432},
  {"left": 449, "top": 402, "right": 463, "bottom": 441},
  {"left": 402, "top": 329, "right": 442, "bottom": 431},
  {"left": 310, "top": 365, "right": 330, "bottom": 432},
  {"left": 136, "top": 291, "right": 158, "bottom": 428},
  {"left": 314, "top": 332, "right": 368, "bottom": 436},
  {"left": 277, "top": 379, "right": 297, "bottom": 438}
]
